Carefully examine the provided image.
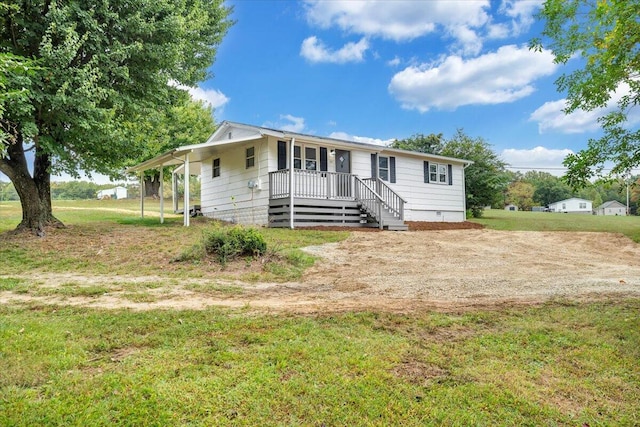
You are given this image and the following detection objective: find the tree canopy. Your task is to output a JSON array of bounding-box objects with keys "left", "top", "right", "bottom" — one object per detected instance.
[
  {"left": 125, "top": 92, "right": 217, "bottom": 197},
  {"left": 394, "top": 129, "right": 510, "bottom": 218},
  {"left": 0, "top": 0, "right": 232, "bottom": 233},
  {"left": 531, "top": 0, "right": 640, "bottom": 187},
  {"left": 390, "top": 133, "right": 444, "bottom": 154}
]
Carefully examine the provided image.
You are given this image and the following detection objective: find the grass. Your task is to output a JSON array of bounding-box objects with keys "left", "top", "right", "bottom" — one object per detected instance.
[
  {"left": 0, "top": 302, "right": 638, "bottom": 425},
  {"left": 0, "top": 199, "right": 349, "bottom": 281},
  {"left": 1, "top": 200, "right": 640, "bottom": 424},
  {"left": 471, "top": 208, "right": 640, "bottom": 242}
]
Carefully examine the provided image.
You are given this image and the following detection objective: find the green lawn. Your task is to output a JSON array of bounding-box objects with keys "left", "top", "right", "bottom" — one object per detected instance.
[
  {"left": 470, "top": 209, "right": 640, "bottom": 242},
  {"left": 1, "top": 200, "right": 639, "bottom": 425},
  {"left": 1, "top": 302, "right": 639, "bottom": 426}
]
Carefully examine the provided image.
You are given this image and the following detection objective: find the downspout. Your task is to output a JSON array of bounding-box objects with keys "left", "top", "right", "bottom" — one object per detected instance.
[
  {"left": 463, "top": 162, "right": 471, "bottom": 220},
  {"left": 289, "top": 137, "right": 296, "bottom": 229}
]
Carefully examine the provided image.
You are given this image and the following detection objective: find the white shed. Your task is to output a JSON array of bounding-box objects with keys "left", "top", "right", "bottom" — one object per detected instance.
[
  {"left": 547, "top": 197, "right": 592, "bottom": 214},
  {"left": 595, "top": 200, "right": 627, "bottom": 216}
]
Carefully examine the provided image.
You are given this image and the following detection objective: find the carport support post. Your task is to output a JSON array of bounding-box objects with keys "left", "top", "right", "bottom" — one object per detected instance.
[
  {"left": 139, "top": 172, "right": 144, "bottom": 219},
  {"left": 159, "top": 165, "right": 164, "bottom": 224},
  {"left": 172, "top": 169, "right": 178, "bottom": 213},
  {"left": 184, "top": 152, "right": 190, "bottom": 227}
]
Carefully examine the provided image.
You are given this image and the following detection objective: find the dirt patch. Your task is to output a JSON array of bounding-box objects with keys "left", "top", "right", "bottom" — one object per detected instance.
[{"left": 2, "top": 229, "right": 639, "bottom": 313}]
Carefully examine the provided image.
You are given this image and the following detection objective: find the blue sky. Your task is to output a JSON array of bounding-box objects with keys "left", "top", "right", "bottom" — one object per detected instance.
[
  {"left": 6, "top": 0, "right": 636, "bottom": 184},
  {"left": 183, "top": 0, "right": 638, "bottom": 178}
]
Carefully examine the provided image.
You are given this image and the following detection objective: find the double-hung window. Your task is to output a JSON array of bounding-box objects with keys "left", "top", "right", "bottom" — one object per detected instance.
[
  {"left": 293, "top": 145, "right": 320, "bottom": 170},
  {"left": 305, "top": 147, "right": 317, "bottom": 170},
  {"left": 212, "top": 158, "right": 220, "bottom": 178},
  {"left": 424, "top": 161, "right": 451, "bottom": 185},
  {"left": 245, "top": 147, "right": 255, "bottom": 169},
  {"left": 379, "top": 156, "right": 389, "bottom": 181}
]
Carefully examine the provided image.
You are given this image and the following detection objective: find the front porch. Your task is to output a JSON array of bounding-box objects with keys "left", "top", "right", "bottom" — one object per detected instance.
[{"left": 268, "top": 169, "right": 407, "bottom": 231}]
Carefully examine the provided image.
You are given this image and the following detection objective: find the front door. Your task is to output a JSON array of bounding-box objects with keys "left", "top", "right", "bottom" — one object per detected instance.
[{"left": 334, "top": 149, "right": 351, "bottom": 197}]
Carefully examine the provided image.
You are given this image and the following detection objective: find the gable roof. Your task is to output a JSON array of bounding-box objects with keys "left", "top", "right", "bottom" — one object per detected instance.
[
  {"left": 548, "top": 197, "right": 592, "bottom": 206},
  {"left": 597, "top": 200, "right": 626, "bottom": 209},
  {"left": 128, "top": 120, "right": 473, "bottom": 173},
  {"left": 213, "top": 121, "right": 473, "bottom": 165}
]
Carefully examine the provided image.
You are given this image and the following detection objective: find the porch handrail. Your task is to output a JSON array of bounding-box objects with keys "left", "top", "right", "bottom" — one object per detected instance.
[
  {"left": 354, "top": 176, "right": 385, "bottom": 229},
  {"left": 362, "top": 177, "right": 406, "bottom": 221},
  {"left": 269, "top": 169, "right": 354, "bottom": 200}
]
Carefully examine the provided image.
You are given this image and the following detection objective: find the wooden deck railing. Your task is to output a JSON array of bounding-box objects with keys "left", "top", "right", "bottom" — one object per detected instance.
[
  {"left": 269, "top": 169, "right": 354, "bottom": 200},
  {"left": 362, "top": 177, "right": 406, "bottom": 220},
  {"left": 269, "top": 170, "right": 406, "bottom": 227},
  {"left": 354, "top": 176, "right": 384, "bottom": 229}
]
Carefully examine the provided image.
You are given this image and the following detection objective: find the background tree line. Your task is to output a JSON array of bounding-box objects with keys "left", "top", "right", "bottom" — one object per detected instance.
[{"left": 392, "top": 131, "right": 638, "bottom": 217}]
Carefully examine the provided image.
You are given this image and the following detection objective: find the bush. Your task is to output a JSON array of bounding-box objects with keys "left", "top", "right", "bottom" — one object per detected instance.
[{"left": 203, "top": 226, "right": 267, "bottom": 264}]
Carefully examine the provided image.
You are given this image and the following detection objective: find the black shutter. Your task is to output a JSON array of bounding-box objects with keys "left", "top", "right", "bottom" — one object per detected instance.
[
  {"left": 371, "top": 153, "right": 377, "bottom": 178},
  {"left": 320, "top": 147, "right": 328, "bottom": 172},
  {"left": 448, "top": 164, "right": 453, "bottom": 185},
  {"left": 390, "top": 156, "right": 396, "bottom": 183},
  {"left": 424, "top": 161, "right": 430, "bottom": 183},
  {"left": 277, "top": 141, "right": 286, "bottom": 170}
]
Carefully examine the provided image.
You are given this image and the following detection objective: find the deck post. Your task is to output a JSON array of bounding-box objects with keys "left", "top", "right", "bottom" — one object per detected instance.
[
  {"left": 139, "top": 172, "right": 144, "bottom": 219},
  {"left": 183, "top": 152, "right": 190, "bottom": 227},
  {"left": 289, "top": 137, "right": 296, "bottom": 229},
  {"left": 159, "top": 165, "right": 164, "bottom": 224}
]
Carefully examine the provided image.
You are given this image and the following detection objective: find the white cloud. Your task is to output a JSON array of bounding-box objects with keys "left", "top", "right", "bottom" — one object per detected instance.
[
  {"left": 263, "top": 115, "right": 307, "bottom": 133},
  {"left": 303, "top": 0, "right": 489, "bottom": 43},
  {"left": 300, "top": 36, "right": 369, "bottom": 63},
  {"left": 529, "top": 82, "right": 640, "bottom": 134},
  {"left": 529, "top": 99, "right": 602, "bottom": 134},
  {"left": 303, "top": 0, "right": 541, "bottom": 57},
  {"left": 498, "top": 0, "right": 544, "bottom": 36},
  {"left": 185, "top": 86, "right": 230, "bottom": 110},
  {"left": 170, "top": 81, "right": 230, "bottom": 110},
  {"left": 387, "top": 56, "right": 401, "bottom": 67},
  {"left": 388, "top": 45, "right": 558, "bottom": 112},
  {"left": 448, "top": 25, "right": 484, "bottom": 56},
  {"left": 501, "top": 146, "right": 574, "bottom": 176},
  {"left": 329, "top": 131, "right": 394, "bottom": 147}
]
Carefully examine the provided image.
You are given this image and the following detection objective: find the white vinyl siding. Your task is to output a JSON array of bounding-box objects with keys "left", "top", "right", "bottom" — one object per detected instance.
[{"left": 200, "top": 140, "right": 270, "bottom": 224}]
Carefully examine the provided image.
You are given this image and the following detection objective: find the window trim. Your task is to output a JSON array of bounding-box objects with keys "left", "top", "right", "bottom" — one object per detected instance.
[
  {"left": 245, "top": 146, "right": 255, "bottom": 169},
  {"left": 305, "top": 146, "right": 317, "bottom": 171},
  {"left": 212, "top": 158, "right": 220, "bottom": 178},
  {"left": 425, "top": 161, "right": 449, "bottom": 185},
  {"left": 379, "top": 156, "right": 389, "bottom": 181},
  {"left": 293, "top": 144, "right": 325, "bottom": 171}
]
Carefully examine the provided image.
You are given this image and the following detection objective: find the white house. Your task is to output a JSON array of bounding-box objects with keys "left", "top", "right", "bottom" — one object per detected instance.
[
  {"left": 595, "top": 200, "right": 627, "bottom": 216},
  {"left": 547, "top": 197, "right": 592, "bottom": 214},
  {"left": 97, "top": 186, "right": 127, "bottom": 200},
  {"left": 128, "top": 121, "right": 473, "bottom": 229},
  {"left": 504, "top": 204, "right": 518, "bottom": 211}
]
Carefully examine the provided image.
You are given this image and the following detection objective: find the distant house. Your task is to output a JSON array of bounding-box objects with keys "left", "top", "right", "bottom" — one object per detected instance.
[
  {"left": 504, "top": 204, "right": 518, "bottom": 211},
  {"left": 547, "top": 197, "right": 592, "bottom": 214},
  {"left": 97, "top": 186, "right": 127, "bottom": 200},
  {"left": 595, "top": 200, "right": 627, "bottom": 216}
]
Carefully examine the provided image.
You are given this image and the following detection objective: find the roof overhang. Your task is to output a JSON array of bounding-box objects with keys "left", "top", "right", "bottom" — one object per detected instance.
[{"left": 126, "top": 134, "right": 264, "bottom": 174}]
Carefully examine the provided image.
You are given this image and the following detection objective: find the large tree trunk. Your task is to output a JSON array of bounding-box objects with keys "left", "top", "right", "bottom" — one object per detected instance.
[
  {"left": 0, "top": 132, "right": 63, "bottom": 235},
  {"left": 144, "top": 172, "right": 161, "bottom": 198}
]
